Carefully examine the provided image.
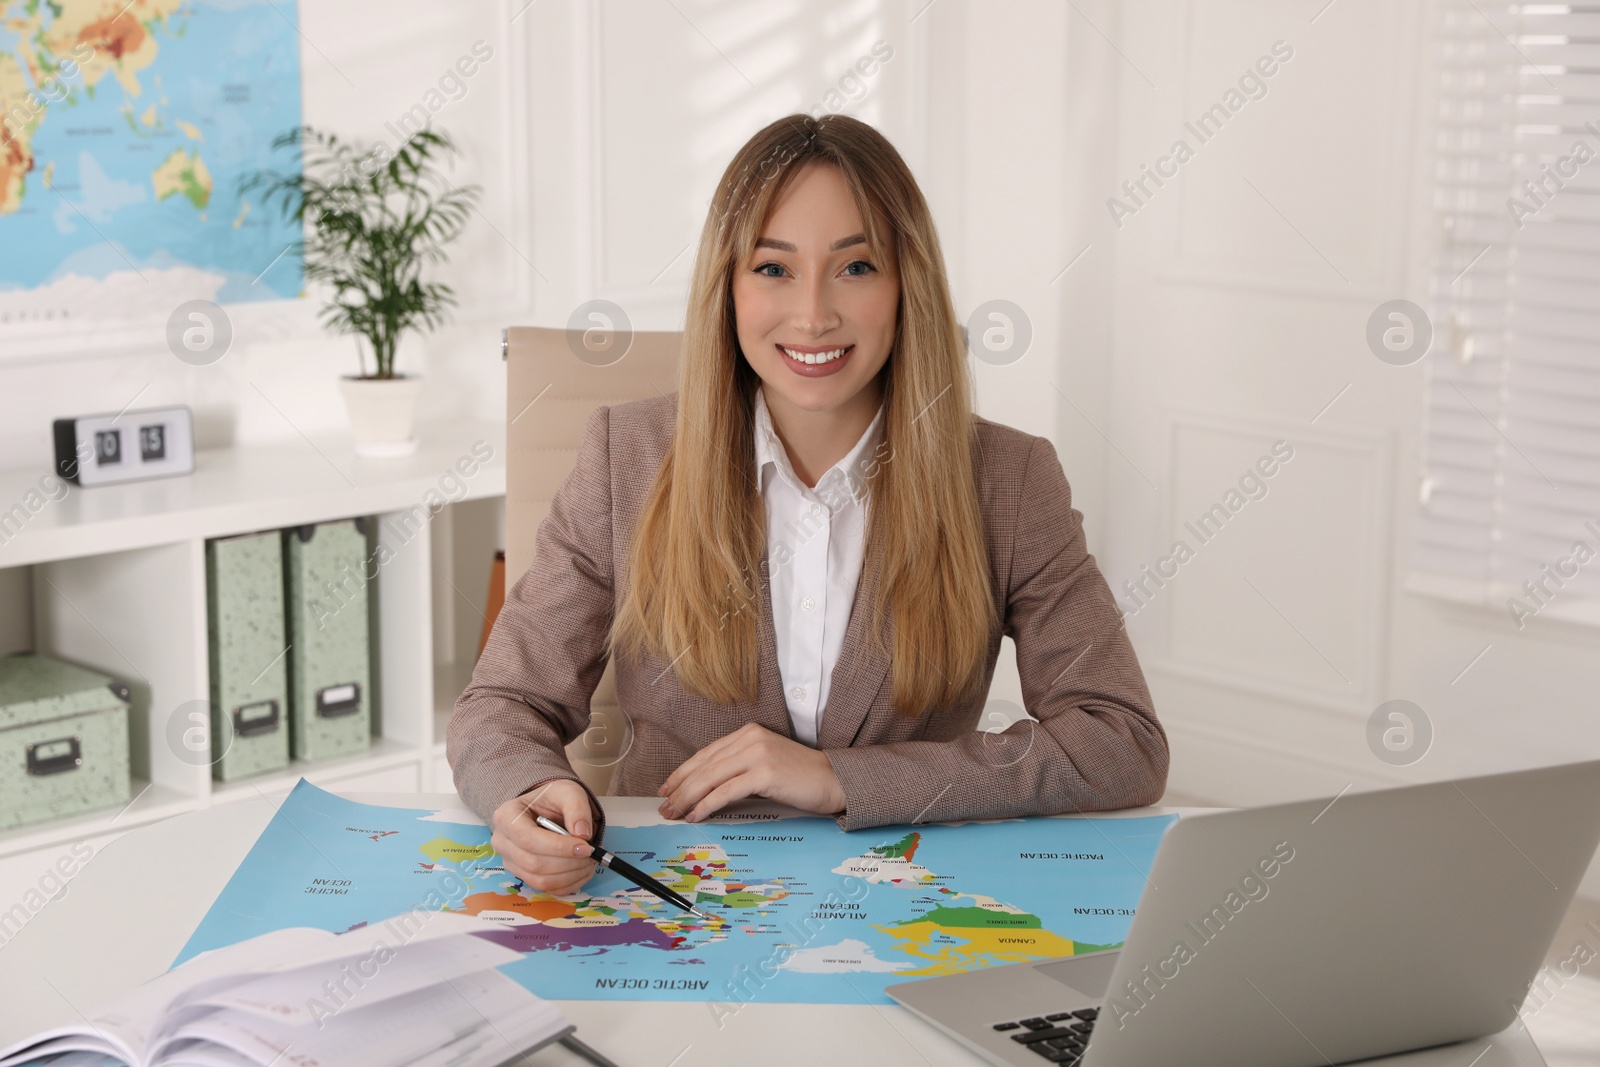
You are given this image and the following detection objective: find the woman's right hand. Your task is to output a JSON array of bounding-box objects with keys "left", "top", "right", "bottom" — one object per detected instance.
[{"left": 490, "top": 778, "right": 599, "bottom": 896}]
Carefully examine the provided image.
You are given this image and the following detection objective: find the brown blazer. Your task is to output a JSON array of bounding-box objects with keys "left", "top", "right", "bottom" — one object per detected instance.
[{"left": 448, "top": 392, "right": 1168, "bottom": 841}]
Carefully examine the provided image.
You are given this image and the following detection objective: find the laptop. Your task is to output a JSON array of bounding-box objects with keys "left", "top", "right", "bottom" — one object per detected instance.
[{"left": 887, "top": 759, "right": 1600, "bottom": 1067}]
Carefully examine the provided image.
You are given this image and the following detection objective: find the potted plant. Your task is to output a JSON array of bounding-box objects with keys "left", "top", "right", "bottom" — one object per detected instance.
[{"left": 243, "top": 126, "right": 481, "bottom": 456}]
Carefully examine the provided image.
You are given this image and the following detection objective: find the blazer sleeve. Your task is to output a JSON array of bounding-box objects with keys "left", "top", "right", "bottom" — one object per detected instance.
[
  {"left": 447, "top": 405, "right": 615, "bottom": 844},
  {"left": 822, "top": 434, "right": 1169, "bottom": 830}
]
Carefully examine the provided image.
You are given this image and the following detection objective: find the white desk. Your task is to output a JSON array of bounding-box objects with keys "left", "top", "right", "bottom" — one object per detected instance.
[{"left": 0, "top": 793, "right": 1548, "bottom": 1066}]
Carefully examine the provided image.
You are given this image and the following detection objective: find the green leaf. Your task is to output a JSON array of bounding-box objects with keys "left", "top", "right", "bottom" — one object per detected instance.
[{"left": 237, "top": 124, "right": 483, "bottom": 375}]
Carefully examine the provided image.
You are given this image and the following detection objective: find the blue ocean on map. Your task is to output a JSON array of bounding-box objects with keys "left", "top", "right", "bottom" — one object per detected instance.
[
  {"left": 176, "top": 780, "right": 1177, "bottom": 1005},
  {"left": 1, "top": 0, "right": 303, "bottom": 301}
]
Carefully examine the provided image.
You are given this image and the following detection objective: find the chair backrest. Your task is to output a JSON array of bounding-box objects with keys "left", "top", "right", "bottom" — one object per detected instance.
[{"left": 503, "top": 325, "right": 682, "bottom": 794}]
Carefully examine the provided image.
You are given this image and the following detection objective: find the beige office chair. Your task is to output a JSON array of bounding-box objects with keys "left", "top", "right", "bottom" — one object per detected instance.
[{"left": 502, "top": 325, "right": 682, "bottom": 795}]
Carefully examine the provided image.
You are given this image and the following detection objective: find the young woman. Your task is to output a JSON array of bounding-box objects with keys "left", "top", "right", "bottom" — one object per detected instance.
[{"left": 450, "top": 114, "right": 1168, "bottom": 895}]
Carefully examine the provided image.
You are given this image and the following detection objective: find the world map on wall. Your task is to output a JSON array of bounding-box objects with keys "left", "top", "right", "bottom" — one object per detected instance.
[
  {"left": 176, "top": 781, "right": 1176, "bottom": 1005},
  {"left": 0, "top": 0, "right": 303, "bottom": 329}
]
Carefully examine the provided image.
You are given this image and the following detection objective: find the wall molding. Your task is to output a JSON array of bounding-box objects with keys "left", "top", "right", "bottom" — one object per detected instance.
[
  {"left": 1152, "top": 657, "right": 1374, "bottom": 720},
  {"left": 1150, "top": 0, "right": 1419, "bottom": 302},
  {"left": 1153, "top": 408, "right": 1394, "bottom": 708},
  {"left": 1160, "top": 704, "right": 1398, "bottom": 804}
]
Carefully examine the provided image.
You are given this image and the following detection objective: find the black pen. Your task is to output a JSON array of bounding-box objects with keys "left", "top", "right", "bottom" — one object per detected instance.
[{"left": 534, "top": 814, "right": 717, "bottom": 922}]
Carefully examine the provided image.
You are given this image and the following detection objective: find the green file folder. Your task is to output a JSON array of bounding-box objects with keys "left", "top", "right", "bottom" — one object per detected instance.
[
  {"left": 284, "top": 519, "right": 374, "bottom": 761},
  {"left": 206, "top": 531, "right": 290, "bottom": 781}
]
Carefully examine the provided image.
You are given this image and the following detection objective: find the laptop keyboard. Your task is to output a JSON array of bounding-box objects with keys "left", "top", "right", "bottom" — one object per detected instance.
[{"left": 991, "top": 1007, "right": 1098, "bottom": 1063}]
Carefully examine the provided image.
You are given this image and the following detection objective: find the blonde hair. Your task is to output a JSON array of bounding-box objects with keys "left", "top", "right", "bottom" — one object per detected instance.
[{"left": 610, "top": 113, "right": 996, "bottom": 719}]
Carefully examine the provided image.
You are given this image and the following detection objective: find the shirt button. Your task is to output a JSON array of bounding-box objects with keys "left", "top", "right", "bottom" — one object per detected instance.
[
  {"left": 801, "top": 596, "right": 816, "bottom": 611},
  {"left": 810, "top": 503, "right": 823, "bottom": 518},
  {"left": 791, "top": 686, "right": 806, "bottom": 701}
]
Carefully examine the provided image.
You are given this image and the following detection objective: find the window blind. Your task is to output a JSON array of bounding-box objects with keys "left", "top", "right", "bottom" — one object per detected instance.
[{"left": 1417, "top": 2, "right": 1600, "bottom": 621}]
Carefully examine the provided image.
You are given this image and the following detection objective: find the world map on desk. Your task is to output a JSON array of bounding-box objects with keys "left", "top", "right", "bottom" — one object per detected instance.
[
  {"left": 1, "top": 0, "right": 303, "bottom": 328},
  {"left": 176, "top": 780, "right": 1176, "bottom": 1004}
]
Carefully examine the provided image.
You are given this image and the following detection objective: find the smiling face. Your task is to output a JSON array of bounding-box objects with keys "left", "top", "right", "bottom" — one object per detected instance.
[{"left": 731, "top": 161, "right": 900, "bottom": 423}]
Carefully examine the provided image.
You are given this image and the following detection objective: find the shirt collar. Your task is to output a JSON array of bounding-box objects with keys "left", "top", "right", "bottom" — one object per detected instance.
[{"left": 753, "top": 385, "right": 886, "bottom": 504}]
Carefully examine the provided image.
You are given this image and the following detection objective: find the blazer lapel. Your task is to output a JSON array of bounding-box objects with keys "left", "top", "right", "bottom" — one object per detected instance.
[
  {"left": 753, "top": 557, "right": 798, "bottom": 740},
  {"left": 815, "top": 540, "right": 891, "bottom": 749}
]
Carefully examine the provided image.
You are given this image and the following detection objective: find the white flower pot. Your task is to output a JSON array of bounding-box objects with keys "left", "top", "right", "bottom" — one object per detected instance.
[{"left": 339, "top": 376, "right": 424, "bottom": 457}]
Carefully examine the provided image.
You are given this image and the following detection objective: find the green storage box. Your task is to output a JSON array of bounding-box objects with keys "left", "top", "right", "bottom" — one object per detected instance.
[
  {"left": 284, "top": 519, "right": 374, "bottom": 762},
  {"left": 207, "top": 531, "right": 291, "bottom": 781},
  {"left": 0, "top": 652, "right": 131, "bottom": 832}
]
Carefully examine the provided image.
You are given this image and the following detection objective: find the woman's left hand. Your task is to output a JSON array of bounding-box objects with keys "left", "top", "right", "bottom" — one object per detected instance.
[{"left": 658, "top": 722, "right": 846, "bottom": 822}]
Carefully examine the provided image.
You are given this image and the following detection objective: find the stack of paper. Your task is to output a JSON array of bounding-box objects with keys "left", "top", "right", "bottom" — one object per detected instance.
[{"left": 0, "top": 912, "right": 575, "bottom": 1067}]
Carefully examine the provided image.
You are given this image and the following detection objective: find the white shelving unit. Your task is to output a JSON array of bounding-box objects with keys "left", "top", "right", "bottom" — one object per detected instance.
[{"left": 0, "top": 421, "right": 506, "bottom": 861}]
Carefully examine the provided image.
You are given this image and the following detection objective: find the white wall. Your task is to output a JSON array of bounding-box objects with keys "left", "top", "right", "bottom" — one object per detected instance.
[{"left": 1099, "top": 0, "right": 1600, "bottom": 897}]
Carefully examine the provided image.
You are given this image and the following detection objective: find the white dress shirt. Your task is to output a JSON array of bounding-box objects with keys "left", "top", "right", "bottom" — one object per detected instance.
[{"left": 753, "top": 385, "right": 886, "bottom": 747}]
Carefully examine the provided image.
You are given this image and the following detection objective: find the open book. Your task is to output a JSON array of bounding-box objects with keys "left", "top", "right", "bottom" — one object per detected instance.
[{"left": 0, "top": 912, "right": 608, "bottom": 1067}]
